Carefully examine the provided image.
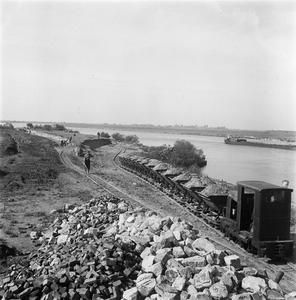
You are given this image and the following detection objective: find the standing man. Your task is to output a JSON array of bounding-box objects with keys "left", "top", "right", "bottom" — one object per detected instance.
[{"left": 83, "top": 151, "right": 92, "bottom": 175}]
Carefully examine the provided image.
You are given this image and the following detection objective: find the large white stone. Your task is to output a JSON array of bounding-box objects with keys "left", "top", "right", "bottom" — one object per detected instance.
[
  {"left": 172, "top": 276, "right": 186, "bottom": 291},
  {"left": 148, "top": 262, "right": 164, "bottom": 277},
  {"left": 187, "top": 284, "right": 198, "bottom": 297},
  {"left": 242, "top": 276, "right": 267, "bottom": 293},
  {"left": 173, "top": 246, "right": 185, "bottom": 258},
  {"left": 194, "top": 270, "right": 212, "bottom": 290},
  {"left": 155, "top": 248, "right": 173, "bottom": 264},
  {"left": 122, "top": 287, "right": 138, "bottom": 300},
  {"left": 56, "top": 234, "right": 68, "bottom": 245},
  {"left": 136, "top": 273, "right": 154, "bottom": 284},
  {"left": 209, "top": 282, "right": 228, "bottom": 299},
  {"left": 192, "top": 238, "right": 216, "bottom": 253},
  {"left": 137, "top": 278, "right": 156, "bottom": 296},
  {"left": 268, "top": 279, "right": 282, "bottom": 292},
  {"left": 142, "top": 255, "right": 156, "bottom": 272}
]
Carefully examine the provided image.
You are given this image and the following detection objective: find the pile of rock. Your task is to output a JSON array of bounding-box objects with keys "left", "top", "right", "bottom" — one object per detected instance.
[{"left": 1, "top": 195, "right": 295, "bottom": 300}]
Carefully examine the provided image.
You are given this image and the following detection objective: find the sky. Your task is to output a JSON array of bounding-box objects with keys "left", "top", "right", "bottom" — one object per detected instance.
[{"left": 1, "top": 0, "right": 296, "bottom": 131}]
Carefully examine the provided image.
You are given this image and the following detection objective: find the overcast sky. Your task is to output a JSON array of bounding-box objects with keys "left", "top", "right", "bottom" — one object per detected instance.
[{"left": 1, "top": 0, "right": 296, "bottom": 130}]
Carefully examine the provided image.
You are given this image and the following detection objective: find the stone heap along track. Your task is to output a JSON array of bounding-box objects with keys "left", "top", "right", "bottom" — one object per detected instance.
[
  {"left": 112, "top": 149, "right": 296, "bottom": 292},
  {"left": 57, "top": 147, "right": 296, "bottom": 292}
]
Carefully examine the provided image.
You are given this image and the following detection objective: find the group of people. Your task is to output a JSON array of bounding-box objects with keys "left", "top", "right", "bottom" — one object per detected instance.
[{"left": 60, "top": 136, "right": 73, "bottom": 147}]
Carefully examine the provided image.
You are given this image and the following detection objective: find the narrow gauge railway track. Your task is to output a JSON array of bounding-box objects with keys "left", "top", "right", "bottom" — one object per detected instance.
[
  {"left": 57, "top": 147, "right": 296, "bottom": 292},
  {"left": 59, "top": 148, "right": 247, "bottom": 254},
  {"left": 58, "top": 150, "right": 149, "bottom": 209},
  {"left": 112, "top": 149, "right": 296, "bottom": 292}
]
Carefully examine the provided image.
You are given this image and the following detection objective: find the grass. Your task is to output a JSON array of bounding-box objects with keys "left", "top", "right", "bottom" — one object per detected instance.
[
  {"left": 24, "top": 211, "right": 48, "bottom": 217},
  {"left": 74, "top": 190, "right": 94, "bottom": 202}
]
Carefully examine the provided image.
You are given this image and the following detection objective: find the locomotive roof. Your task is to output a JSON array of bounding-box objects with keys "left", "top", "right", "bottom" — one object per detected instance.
[{"left": 237, "top": 180, "right": 293, "bottom": 192}]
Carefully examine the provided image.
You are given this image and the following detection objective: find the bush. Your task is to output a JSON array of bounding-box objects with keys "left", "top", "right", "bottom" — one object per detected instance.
[
  {"left": 125, "top": 134, "right": 139, "bottom": 144},
  {"left": 54, "top": 124, "right": 67, "bottom": 131},
  {"left": 170, "top": 139, "right": 207, "bottom": 169},
  {"left": 112, "top": 132, "right": 125, "bottom": 142},
  {"left": 143, "top": 140, "right": 206, "bottom": 172},
  {"left": 42, "top": 124, "right": 53, "bottom": 131},
  {"left": 144, "top": 145, "right": 172, "bottom": 162},
  {"left": 0, "top": 123, "right": 14, "bottom": 129}
]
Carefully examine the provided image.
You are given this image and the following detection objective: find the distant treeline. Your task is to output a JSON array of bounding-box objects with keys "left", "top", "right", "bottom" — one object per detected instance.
[
  {"left": 62, "top": 122, "right": 296, "bottom": 142},
  {"left": 98, "top": 131, "right": 140, "bottom": 145},
  {"left": 26, "top": 123, "right": 79, "bottom": 133}
]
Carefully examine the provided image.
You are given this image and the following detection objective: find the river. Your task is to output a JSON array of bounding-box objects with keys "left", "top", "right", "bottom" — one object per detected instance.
[{"left": 11, "top": 123, "right": 296, "bottom": 205}]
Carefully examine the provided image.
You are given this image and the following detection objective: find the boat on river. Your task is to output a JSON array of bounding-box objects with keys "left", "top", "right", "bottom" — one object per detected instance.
[{"left": 224, "top": 135, "right": 296, "bottom": 150}]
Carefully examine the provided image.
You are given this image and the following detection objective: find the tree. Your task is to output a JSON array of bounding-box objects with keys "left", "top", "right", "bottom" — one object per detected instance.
[
  {"left": 54, "top": 124, "right": 67, "bottom": 131},
  {"left": 125, "top": 134, "right": 139, "bottom": 144},
  {"left": 27, "top": 123, "right": 34, "bottom": 129},
  {"left": 112, "top": 132, "right": 125, "bottom": 142},
  {"left": 43, "top": 124, "right": 53, "bottom": 131},
  {"left": 170, "top": 139, "right": 207, "bottom": 169},
  {"left": 97, "top": 132, "right": 101, "bottom": 139}
]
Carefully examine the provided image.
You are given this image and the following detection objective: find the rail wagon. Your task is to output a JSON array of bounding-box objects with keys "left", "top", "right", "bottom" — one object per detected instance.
[
  {"left": 221, "top": 181, "right": 294, "bottom": 257},
  {"left": 117, "top": 154, "right": 294, "bottom": 258}
]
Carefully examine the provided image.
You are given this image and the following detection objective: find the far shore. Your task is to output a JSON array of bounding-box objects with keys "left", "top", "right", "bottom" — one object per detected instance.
[{"left": 6, "top": 121, "right": 296, "bottom": 142}]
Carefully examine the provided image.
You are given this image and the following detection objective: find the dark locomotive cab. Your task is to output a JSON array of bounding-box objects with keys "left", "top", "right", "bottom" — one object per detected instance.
[{"left": 221, "top": 181, "right": 294, "bottom": 258}]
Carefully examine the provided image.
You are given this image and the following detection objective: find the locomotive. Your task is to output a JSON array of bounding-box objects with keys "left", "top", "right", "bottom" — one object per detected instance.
[{"left": 117, "top": 154, "right": 294, "bottom": 258}]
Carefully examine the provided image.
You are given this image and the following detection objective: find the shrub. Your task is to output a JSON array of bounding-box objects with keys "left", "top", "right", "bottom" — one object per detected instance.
[
  {"left": 112, "top": 132, "right": 125, "bottom": 142},
  {"left": 170, "top": 139, "right": 207, "bottom": 168},
  {"left": 125, "top": 134, "right": 139, "bottom": 144},
  {"left": 144, "top": 145, "right": 172, "bottom": 162},
  {"left": 42, "top": 124, "right": 53, "bottom": 131},
  {"left": 143, "top": 140, "right": 206, "bottom": 172},
  {"left": 54, "top": 124, "right": 67, "bottom": 131}
]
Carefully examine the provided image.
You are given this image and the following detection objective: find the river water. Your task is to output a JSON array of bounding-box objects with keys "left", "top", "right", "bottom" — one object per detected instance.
[{"left": 12, "top": 123, "right": 296, "bottom": 205}]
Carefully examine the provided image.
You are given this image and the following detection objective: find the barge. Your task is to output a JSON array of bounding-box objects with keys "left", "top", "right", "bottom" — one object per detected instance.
[{"left": 224, "top": 135, "right": 296, "bottom": 150}]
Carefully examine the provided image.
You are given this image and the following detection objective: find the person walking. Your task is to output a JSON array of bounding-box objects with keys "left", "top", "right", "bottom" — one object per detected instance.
[{"left": 83, "top": 151, "right": 92, "bottom": 175}]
